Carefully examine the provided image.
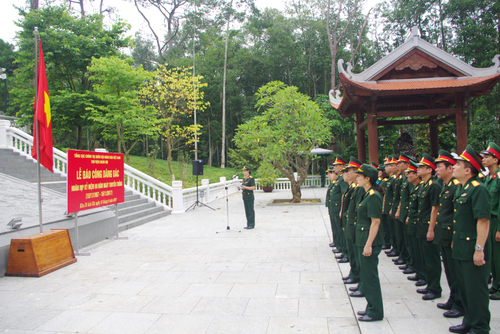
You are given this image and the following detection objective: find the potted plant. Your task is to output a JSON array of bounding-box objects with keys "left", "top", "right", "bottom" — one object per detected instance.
[{"left": 257, "top": 161, "right": 278, "bottom": 192}]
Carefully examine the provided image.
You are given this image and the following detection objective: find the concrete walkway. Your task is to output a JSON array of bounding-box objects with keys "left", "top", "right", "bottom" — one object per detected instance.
[{"left": 0, "top": 187, "right": 498, "bottom": 333}]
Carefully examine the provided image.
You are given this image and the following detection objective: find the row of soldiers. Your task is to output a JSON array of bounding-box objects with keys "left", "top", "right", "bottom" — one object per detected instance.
[{"left": 325, "top": 143, "right": 500, "bottom": 334}]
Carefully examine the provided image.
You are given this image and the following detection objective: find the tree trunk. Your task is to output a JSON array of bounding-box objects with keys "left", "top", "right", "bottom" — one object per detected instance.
[
  {"left": 221, "top": 0, "right": 233, "bottom": 169},
  {"left": 76, "top": 125, "right": 82, "bottom": 149},
  {"left": 166, "top": 139, "right": 175, "bottom": 181},
  {"left": 291, "top": 181, "right": 302, "bottom": 203}
]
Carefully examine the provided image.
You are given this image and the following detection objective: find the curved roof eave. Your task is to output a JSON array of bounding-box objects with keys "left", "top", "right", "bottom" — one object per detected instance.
[{"left": 338, "top": 27, "right": 500, "bottom": 82}]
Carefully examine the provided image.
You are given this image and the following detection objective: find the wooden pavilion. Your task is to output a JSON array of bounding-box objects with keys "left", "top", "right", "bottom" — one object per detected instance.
[{"left": 330, "top": 27, "right": 500, "bottom": 164}]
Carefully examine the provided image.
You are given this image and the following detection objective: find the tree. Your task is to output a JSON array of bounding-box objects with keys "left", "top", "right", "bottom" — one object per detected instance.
[
  {"left": 87, "top": 56, "right": 159, "bottom": 163},
  {"left": 11, "top": 5, "right": 131, "bottom": 148},
  {"left": 234, "top": 81, "right": 332, "bottom": 202},
  {"left": 140, "top": 64, "right": 209, "bottom": 181}
]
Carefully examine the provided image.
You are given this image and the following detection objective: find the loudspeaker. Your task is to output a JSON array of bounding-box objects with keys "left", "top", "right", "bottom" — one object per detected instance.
[{"left": 192, "top": 160, "right": 203, "bottom": 176}]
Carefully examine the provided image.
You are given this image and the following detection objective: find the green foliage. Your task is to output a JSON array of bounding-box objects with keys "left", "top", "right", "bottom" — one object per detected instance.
[
  {"left": 234, "top": 81, "right": 332, "bottom": 201},
  {"left": 468, "top": 105, "right": 500, "bottom": 150},
  {"left": 87, "top": 56, "right": 159, "bottom": 163},
  {"left": 256, "top": 161, "right": 278, "bottom": 187}
]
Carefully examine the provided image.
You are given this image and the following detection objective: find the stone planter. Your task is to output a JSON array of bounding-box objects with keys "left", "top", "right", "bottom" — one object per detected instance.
[{"left": 262, "top": 186, "right": 274, "bottom": 193}]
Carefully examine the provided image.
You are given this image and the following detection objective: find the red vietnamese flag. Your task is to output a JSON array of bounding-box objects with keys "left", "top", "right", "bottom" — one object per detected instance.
[{"left": 32, "top": 40, "right": 53, "bottom": 172}]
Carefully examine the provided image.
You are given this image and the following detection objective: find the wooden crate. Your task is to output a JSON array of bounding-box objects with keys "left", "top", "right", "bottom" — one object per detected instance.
[{"left": 5, "top": 229, "right": 77, "bottom": 277}]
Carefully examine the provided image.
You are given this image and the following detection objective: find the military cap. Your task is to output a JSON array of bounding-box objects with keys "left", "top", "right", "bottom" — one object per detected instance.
[
  {"left": 346, "top": 156, "right": 362, "bottom": 169},
  {"left": 406, "top": 160, "right": 419, "bottom": 173},
  {"left": 434, "top": 149, "right": 457, "bottom": 166},
  {"left": 418, "top": 153, "right": 437, "bottom": 170},
  {"left": 354, "top": 163, "right": 378, "bottom": 181},
  {"left": 371, "top": 161, "right": 379, "bottom": 169},
  {"left": 398, "top": 152, "right": 411, "bottom": 164},
  {"left": 481, "top": 142, "right": 500, "bottom": 161},
  {"left": 327, "top": 166, "right": 335, "bottom": 173},
  {"left": 385, "top": 155, "right": 397, "bottom": 165},
  {"left": 242, "top": 166, "right": 251, "bottom": 171},
  {"left": 332, "top": 155, "right": 348, "bottom": 166},
  {"left": 456, "top": 144, "right": 485, "bottom": 172},
  {"left": 377, "top": 163, "right": 386, "bottom": 171}
]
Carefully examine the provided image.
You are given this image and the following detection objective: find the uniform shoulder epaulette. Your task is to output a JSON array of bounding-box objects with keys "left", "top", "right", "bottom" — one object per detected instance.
[
  {"left": 428, "top": 180, "right": 433, "bottom": 185},
  {"left": 398, "top": 174, "right": 402, "bottom": 179},
  {"left": 453, "top": 179, "right": 461, "bottom": 186},
  {"left": 391, "top": 175, "right": 396, "bottom": 179},
  {"left": 472, "top": 180, "right": 480, "bottom": 187},
  {"left": 249, "top": 176, "right": 253, "bottom": 178},
  {"left": 353, "top": 183, "right": 358, "bottom": 188},
  {"left": 383, "top": 178, "right": 388, "bottom": 181},
  {"left": 378, "top": 177, "right": 382, "bottom": 181},
  {"left": 479, "top": 172, "right": 485, "bottom": 178},
  {"left": 369, "top": 189, "right": 375, "bottom": 195}
]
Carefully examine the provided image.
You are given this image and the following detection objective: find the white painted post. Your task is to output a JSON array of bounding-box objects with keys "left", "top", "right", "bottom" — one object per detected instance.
[
  {"left": 201, "top": 179, "right": 209, "bottom": 203},
  {"left": 172, "top": 181, "right": 184, "bottom": 214},
  {"left": 294, "top": 172, "right": 298, "bottom": 182},
  {"left": 0, "top": 120, "right": 11, "bottom": 148}
]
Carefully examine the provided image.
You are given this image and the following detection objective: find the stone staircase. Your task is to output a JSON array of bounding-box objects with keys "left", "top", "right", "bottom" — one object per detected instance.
[{"left": 0, "top": 148, "right": 170, "bottom": 230}]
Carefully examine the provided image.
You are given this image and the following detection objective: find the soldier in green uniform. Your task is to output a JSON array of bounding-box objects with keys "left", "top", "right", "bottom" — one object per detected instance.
[
  {"left": 449, "top": 145, "right": 491, "bottom": 334},
  {"left": 405, "top": 161, "right": 422, "bottom": 279},
  {"left": 326, "top": 167, "right": 339, "bottom": 247},
  {"left": 378, "top": 163, "right": 392, "bottom": 250},
  {"left": 343, "top": 157, "right": 366, "bottom": 291},
  {"left": 416, "top": 153, "right": 442, "bottom": 300},
  {"left": 354, "top": 164, "right": 384, "bottom": 322},
  {"left": 385, "top": 155, "right": 399, "bottom": 258},
  {"left": 239, "top": 166, "right": 256, "bottom": 229},
  {"left": 480, "top": 143, "right": 500, "bottom": 301},
  {"left": 331, "top": 156, "right": 349, "bottom": 263},
  {"left": 434, "top": 150, "right": 464, "bottom": 318},
  {"left": 392, "top": 153, "right": 411, "bottom": 267}
]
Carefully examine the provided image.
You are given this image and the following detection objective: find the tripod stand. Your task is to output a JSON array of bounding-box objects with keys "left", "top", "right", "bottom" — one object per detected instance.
[
  {"left": 186, "top": 174, "right": 215, "bottom": 212},
  {"left": 216, "top": 182, "right": 240, "bottom": 233}
]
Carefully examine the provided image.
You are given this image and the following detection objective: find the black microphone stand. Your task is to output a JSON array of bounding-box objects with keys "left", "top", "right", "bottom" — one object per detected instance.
[{"left": 216, "top": 177, "right": 240, "bottom": 233}]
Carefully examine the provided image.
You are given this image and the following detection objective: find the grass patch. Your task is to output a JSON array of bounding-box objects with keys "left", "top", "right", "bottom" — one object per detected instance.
[{"left": 128, "top": 155, "right": 240, "bottom": 188}]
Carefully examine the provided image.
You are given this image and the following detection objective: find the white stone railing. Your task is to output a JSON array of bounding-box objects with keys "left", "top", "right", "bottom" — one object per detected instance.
[{"left": 0, "top": 120, "right": 330, "bottom": 214}]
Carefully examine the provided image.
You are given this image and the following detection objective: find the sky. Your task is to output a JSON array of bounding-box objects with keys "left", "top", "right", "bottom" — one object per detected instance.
[{"left": 1, "top": 0, "right": 379, "bottom": 47}]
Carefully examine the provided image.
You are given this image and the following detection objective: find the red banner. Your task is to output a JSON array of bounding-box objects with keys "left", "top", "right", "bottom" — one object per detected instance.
[{"left": 67, "top": 150, "right": 124, "bottom": 214}]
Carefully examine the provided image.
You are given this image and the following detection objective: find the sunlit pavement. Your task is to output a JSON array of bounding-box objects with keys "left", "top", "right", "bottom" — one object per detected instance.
[{"left": 0, "top": 187, "right": 498, "bottom": 333}]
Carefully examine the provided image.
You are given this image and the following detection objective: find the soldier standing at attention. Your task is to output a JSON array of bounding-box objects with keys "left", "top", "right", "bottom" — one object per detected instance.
[
  {"left": 326, "top": 167, "right": 339, "bottom": 248},
  {"left": 480, "top": 143, "right": 500, "bottom": 301},
  {"left": 239, "top": 166, "right": 256, "bottom": 229},
  {"left": 319, "top": 164, "right": 326, "bottom": 187},
  {"left": 343, "top": 157, "right": 366, "bottom": 292},
  {"left": 392, "top": 153, "right": 411, "bottom": 268},
  {"left": 405, "top": 160, "right": 422, "bottom": 280},
  {"left": 378, "top": 163, "right": 392, "bottom": 250},
  {"left": 354, "top": 164, "right": 384, "bottom": 322},
  {"left": 433, "top": 150, "right": 464, "bottom": 318},
  {"left": 450, "top": 145, "right": 491, "bottom": 334},
  {"left": 416, "top": 153, "right": 442, "bottom": 300},
  {"left": 331, "top": 156, "right": 349, "bottom": 263},
  {"left": 384, "top": 156, "right": 398, "bottom": 258}
]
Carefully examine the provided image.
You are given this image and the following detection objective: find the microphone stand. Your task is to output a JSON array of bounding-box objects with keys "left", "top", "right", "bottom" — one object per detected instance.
[{"left": 216, "top": 177, "right": 240, "bottom": 233}]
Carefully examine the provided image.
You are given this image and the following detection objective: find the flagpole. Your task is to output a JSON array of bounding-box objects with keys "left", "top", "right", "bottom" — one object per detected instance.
[{"left": 34, "top": 27, "right": 43, "bottom": 234}]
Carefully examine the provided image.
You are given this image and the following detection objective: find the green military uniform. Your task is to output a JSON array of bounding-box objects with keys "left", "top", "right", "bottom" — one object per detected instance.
[
  {"left": 346, "top": 182, "right": 366, "bottom": 284},
  {"left": 408, "top": 177, "right": 425, "bottom": 281},
  {"left": 416, "top": 154, "right": 442, "bottom": 297},
  {"left": 480, "top": 143, "right": 500, "bottom": 299},
  {"left": 433, "top": 150, "right": 463, "bottom": 313},
  {"left": 241, "top": 167, "right": 255, "bottom": 228},
  {"left": 384, "top": 156, "right": 397, "bottom": 255},
  {"left": 354, "top": 164, "right": 384, "bottom": 321},
  {"left": 326, "top": 167, "right": 339, "bottom": 247},
  {"left": 452, "top": 145, "right": 491, "bottom": 334},
  {"left": 399, "top": 170, "right": 411, "bottom": 265},
  {"left": 331, "top": 156, "right": 349, "bottom": 257},
  {"left": 378, "top": 163, "right": 391, "bottom": 248}
]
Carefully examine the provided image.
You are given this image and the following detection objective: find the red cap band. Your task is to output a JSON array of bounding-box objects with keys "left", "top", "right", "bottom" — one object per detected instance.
[
  {"left": 487, "top": 146, "right": 500, "bottom": 160},
  {"left": 461, "top": 151, "right": 481, "bottom": 172},
  {"left": 420, "top": 158, "right": 436, "bottom": 170},
  {"left": 436, "top": 155, "right": 456, "bottom": 166}
]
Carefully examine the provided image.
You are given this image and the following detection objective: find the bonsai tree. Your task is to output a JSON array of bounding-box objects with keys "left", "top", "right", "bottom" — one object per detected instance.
[{"left": 256, "top": 161, "right": 279, "bottom": 187}]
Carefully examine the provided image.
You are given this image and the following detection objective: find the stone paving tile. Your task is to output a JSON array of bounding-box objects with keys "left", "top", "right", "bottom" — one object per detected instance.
[{"left": 1, "top": 187, "right": 500, "bottom": 333}]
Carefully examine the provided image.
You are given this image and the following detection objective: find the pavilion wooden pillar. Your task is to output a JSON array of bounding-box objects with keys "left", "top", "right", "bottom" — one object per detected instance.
[
  {"left": 455, "top": 94, "right": 468, "bottom": 153},
  {"left": 429, "top": 116, "right": 439, "bottom": 157},
  {"left": 356, "top": 110, "right": 366, "bottom": 162},
  {"left": 367, "top": 110, "right": 379, "bottom": 164}
]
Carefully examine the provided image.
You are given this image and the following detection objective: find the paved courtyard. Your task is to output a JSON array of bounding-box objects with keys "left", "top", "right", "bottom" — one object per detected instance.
[{"left": 0, "top": 187, "right": 499, "bottom": 333}]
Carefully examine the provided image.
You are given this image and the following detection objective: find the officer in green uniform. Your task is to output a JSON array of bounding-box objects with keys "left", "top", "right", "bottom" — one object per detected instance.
[
  {"left": 416, "top": 153, "right": 442, "bottom": 300},
  {"left": 353, "top": 164, "right": 384, "bottom": 322},
  {"left": 326, "top": 167, "right": 339, "bottom": 247},
  {"left": 450, "top": 145, "right": 491, "bottom": 334},
  {"left": 331, "top": 156, "right": 349, "bottom": 263},
  {"left": 406, "top": 161, "right": 425, "bottom": 283},
  {"left": 392, "top": 153, "right": 411, "bottom": 267},
  {"left": 378, "top": 163, "right": 392, "bottom": 249},
  {"left": 480, "top": 143, "right": 500, "bottom": 301},
  {"left": 434, "top": 150, "right": 464, "bottom": 318},
  {"left": 239, "top": 166, "right": 256, "bottom": 229},
  {"left": 385, "top": 155, "right": 399, "bottom": 258},
  {"left": 343, "top": 157, "right": 366, "bottom": 291}
]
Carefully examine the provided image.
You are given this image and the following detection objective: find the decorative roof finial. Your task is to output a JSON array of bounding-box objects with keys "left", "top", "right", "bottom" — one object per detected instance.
[{"left": 411, "top": 26, "right": 419, "bottom": 37}]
